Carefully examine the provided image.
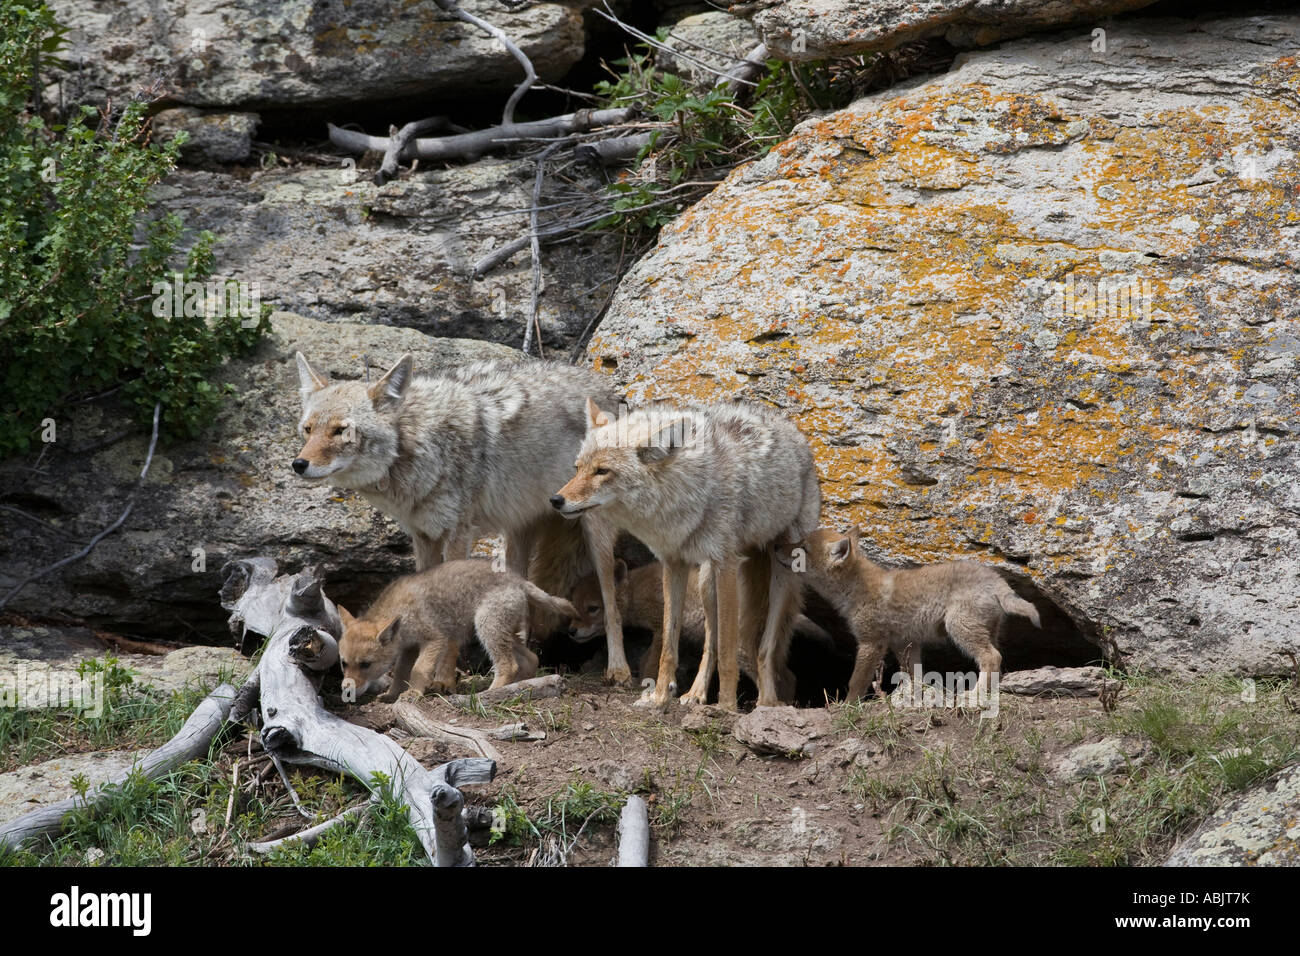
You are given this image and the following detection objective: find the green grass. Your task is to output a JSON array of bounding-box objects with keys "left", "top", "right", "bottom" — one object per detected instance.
[{"left": 853, "top": 672, "right": 1300, "bottom": 866}]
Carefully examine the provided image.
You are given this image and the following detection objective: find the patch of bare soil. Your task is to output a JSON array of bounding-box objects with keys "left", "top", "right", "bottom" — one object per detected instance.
[{"left": 340, "top": 675, "right": 1115, "bottom": 867}]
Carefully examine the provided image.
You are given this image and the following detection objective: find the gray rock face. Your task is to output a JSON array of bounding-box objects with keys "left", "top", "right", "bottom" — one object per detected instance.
[
  {"left": 1165, "top": 763, "right": 1300, "bottom": 866},
  {"left": 734, "top": 705, "right": 833, "bottom": 757},
  {"left": 0, "top": 313, "right": 515, "bottom": 640},
  {"left": 153, "top": 108, "right": 260, "bottom": 164},
  {"left": 47, "top": 0, "right": 588, "bottom": 110},
  {"left": 657, "top": 11, "right": 761, "bottom": 88},
  {"left": 733, "top": 0, "right": 1159, "bottom": 59},
  {"left": 1, "top": 626, "right": 251, "bottom": 703},
  {"left": 1051, "top": 736, "right": 1148, "bottom": 781},
  {"left": 0, "top": 752, "right": 147, "bottom": 827},
  {"left": 149, "top": 161, "right": 621, "bottom": 352},
  {"left": 589, "top": 15, "right": 1300, "bottom": 677}
]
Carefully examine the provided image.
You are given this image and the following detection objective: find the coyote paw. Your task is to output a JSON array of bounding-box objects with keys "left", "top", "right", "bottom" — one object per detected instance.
[
  {"left": 633, "top": 678, "right": 675, "bottom": 710},
  {"left": 679, "top": 685, "right": 709, "bottom": 707},
  {"left": 605, "top": 663, "right": 632, "bottom": 685}
]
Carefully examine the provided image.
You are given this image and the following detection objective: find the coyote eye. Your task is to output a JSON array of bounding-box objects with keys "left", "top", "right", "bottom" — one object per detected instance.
[
  {"left": 333, "top": 425, "right": 346, "bottom": 436},
  {"left": 587, "top": 605, "right": 601, "bottom": 614},
  {"left": 360, "top": 660, "right": 372, "bottom": 669},
  {"left": 594, "top": 467, "right": 611, "bottom": 476},
  {"left": 303, "top": 425, "right": 312, "bottom": 435}
]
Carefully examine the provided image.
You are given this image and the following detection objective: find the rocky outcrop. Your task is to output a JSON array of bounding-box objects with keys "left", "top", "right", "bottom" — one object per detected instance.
[
  {"left": 1165, "top": 763, "right": 1300, "bottom": 865},
  {"left": 0, "top": 313, "right": 515, "bottom": 640},
  {"left": 47, "top": 0, "right": 589, "bottom": 110},
  {"left": 732, "top": 0, "right": 1159, "bottom": 59},
  {"left": 589, "top": 15, "right": 1300, "bottom": 676},
  {"left": 153, "top": 108, "right": 260, "bottom": 164},
  {"left": 150, "top": 160, "right": 621, "bottom": 352}
]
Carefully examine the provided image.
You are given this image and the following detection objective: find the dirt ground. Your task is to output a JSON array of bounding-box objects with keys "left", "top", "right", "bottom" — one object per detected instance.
[{"left": 340, "top": 671, "right": 1122, "bottom": 867}]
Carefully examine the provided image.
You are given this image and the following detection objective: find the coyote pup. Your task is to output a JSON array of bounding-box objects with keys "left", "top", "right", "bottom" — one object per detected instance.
[
  {"left": 292, "top": 351, "right": 635, "bottom": 682},
  {"left": 777, "top": 527, "right": 1041, "bottom": 699},
  {"left": 337, "top": 559, "right": 576, "bottom": 701},
  {"left": 552, "top": 400, "right": 820, "bottom": 710}
]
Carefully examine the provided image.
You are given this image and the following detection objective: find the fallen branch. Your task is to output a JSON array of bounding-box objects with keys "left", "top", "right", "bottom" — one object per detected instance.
[
  {"left": 721, "top": 43, "right": 770, "bottom": 97},
  {"left": 616, "top": 795, "right": 650, "bottom": 867},
  {"left": 327, "top": 107, "right": 636, "bottom": 165},
  {"left": 574, "top": 132, "right": 654, "bottom": 167},
  {"left": 375, "top": 117, "right": 452, "bottom": 186},
  {"left": 445, "top": 673, "right": 567, "bottom": 709},
  {"left": 0, "top": 402, "right": 161, "bottom": 611},
  {"left": 391, "top": 699, "right": 506, "bottom": 765},
  {"left": 221, "top": 559, "right": 496, "bottom": 866},
  {"left": 433, "top": 0, "right": 535, "bottom": 128},
  {"left": 246, "top": 801, "right": 373, "bottom": 856},
  {"left": 0, "top": 681, "right": 237, "bottom": 852}
]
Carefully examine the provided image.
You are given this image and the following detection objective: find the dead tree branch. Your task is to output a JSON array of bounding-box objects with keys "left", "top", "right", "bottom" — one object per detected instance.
[
  {"left": 220, "top": 559, "right": 495, "bottom": 866},
  {"left": 327, "top": 107, "right": 636, "bottom": 165},
  {"left": 433, "top": 0, "right": 535, "bottom": 128}
]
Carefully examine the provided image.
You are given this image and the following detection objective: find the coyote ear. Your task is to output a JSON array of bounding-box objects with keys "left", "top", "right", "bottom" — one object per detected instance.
[
  {"left": 377, "top": 616, "right": 400, "bottom": 645},
  {"left": 829, "top": 537, "right": 853, "bottom": 565},
  {"left": 586, "top": 397, "right": 611, "bottom": 430},
  {"left": 337, "top": 605, "right": 354, "bottom": 626},
  {"left": 369, "top": 354, "right": 414, "bottom": 408},
  {"left": 614, "top": 559, "right": 628, "bottom": 584},
  {"left": 636, "top": 416, "right": 687, "bottom": 465},
  {"left": 296, "top": 352, "right": 329, "bottom": 398},
  {"left": 848, "top": 525, "right": 861, "bottom": 549}
]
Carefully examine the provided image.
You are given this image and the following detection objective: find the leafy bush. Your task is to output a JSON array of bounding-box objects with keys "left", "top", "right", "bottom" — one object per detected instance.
[{"left": 0, "top": 1, "right": 268, "bottom": 458}]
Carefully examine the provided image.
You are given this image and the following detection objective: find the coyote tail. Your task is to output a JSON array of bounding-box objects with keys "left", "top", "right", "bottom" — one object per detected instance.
[
  {"left": 522, "top": 581, "right": 578, "bottom": 621},
  {"left": 998, "top": 590, "right": 1041, "bottom": 628}
]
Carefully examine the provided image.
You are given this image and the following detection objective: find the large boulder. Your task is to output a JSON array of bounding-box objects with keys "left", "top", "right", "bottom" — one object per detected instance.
[
  {"left": 47, "top": 0, "right": 589, "bottom": 110},
  {"left": 732, "top": 0, "right": 1160, "bottom": 59},
  {"left": 1165, "top": 763, "right": 1300, "bottom": 866},
  {"left": 0, "top": 313, "right": 515, "bottom": 640},
  {"left": 589, "top": 15, "right": 1300, "bottom": 677},
  {"left": 149, "top": 160, "right": 621, "bottom": 352}
]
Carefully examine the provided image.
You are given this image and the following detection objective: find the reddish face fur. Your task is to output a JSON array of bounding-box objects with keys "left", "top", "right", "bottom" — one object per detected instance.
[{"left": 336, "top": 605, "right": 401, "bottom": 697}]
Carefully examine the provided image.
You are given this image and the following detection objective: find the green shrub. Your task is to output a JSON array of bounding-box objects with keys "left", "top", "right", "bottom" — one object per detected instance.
[{"left": 0, "top": 1, "right": 268, "bottom": 458}]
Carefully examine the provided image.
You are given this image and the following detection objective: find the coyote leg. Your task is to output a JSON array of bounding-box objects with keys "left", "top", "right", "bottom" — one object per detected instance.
[
  {"left": 505, "top": 524, "right": 534, "bottom": 579},
  {"left": 413, "top": 532, "right": 446, "bottom": 571},
  {"left": 408, "top": 636, "right": 456, "bottom": 697},
  {"left": 584, "top": 515, "right": 630, "bottom": 684},
  {"left": 847, "top": 639, "right": 888, "bottom": 701},
  {"left": 681, "top": 562, "right": 717, "bottom": 706},
  {"left": 755, "top": 562, "right": 796, "bottom": 707},
  {"left": 714, "top": 557, "right": 741, "bottom": 712},
  {"left": 381, "top": 646, "right": 419, "bottom": 702},
  {"left": 945, "top": 610, "right": 1002, "bottom": 701},
  {"left": 639, "top": 559, "right": 687, "bottom": 709}
]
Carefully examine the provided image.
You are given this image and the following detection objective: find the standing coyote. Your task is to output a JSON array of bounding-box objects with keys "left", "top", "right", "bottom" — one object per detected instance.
[
  {"left": 552, "top": 400, "right": 821, "bottom": 710},
  {"left": 292, "top": 352, "right": 634, "bottom": 682},
  {"left": 336, "top": 559, "right": 576, "bottom": 700},
  {"left": 776, "top": 527, "right": 1041, "bottom": 699}
]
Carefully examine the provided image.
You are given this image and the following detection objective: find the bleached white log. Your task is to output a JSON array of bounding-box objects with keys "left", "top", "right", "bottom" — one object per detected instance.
[
  {"left": 616, "top": 795, "right": 650, "bottom": 867},
  {"left": 445, "top": 673, "right": 567, "bottom": 709},
  {"left": 221, "top": 560, "right": 496, "bottom": 866}
]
